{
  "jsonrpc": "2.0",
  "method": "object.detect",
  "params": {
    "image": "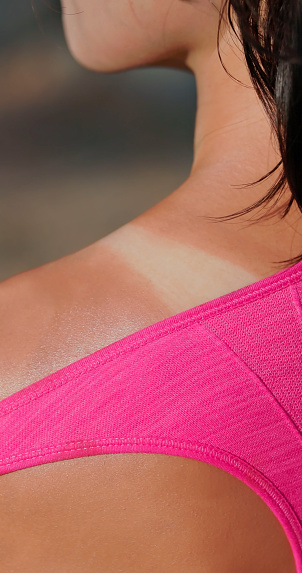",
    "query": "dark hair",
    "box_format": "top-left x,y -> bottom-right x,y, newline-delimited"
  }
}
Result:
203,0 -> 302,270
